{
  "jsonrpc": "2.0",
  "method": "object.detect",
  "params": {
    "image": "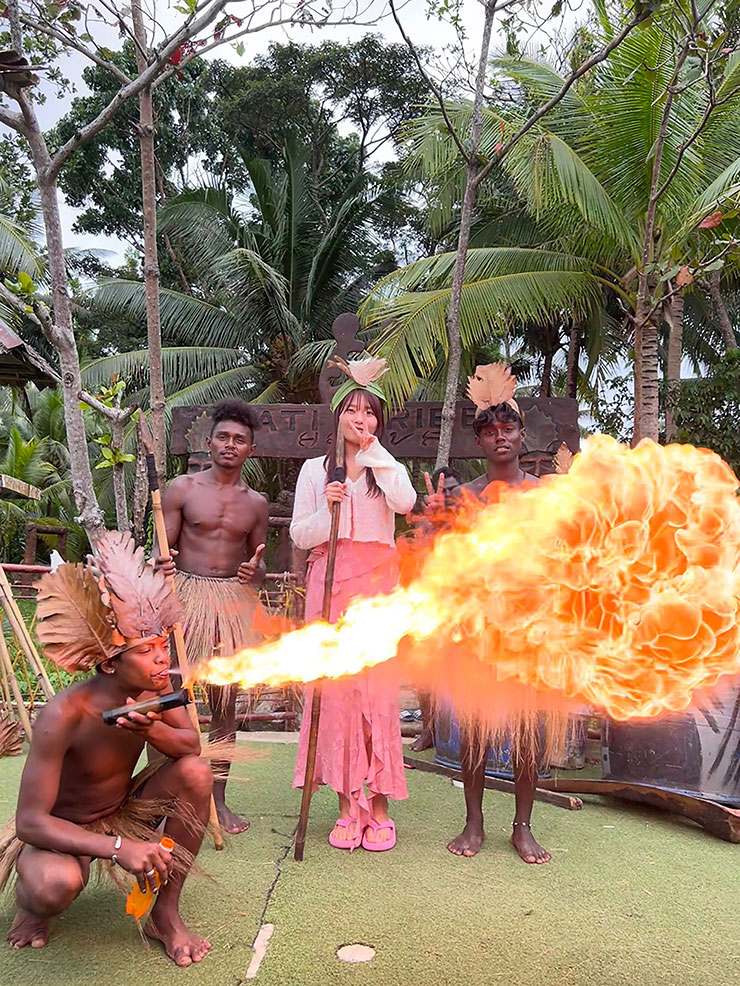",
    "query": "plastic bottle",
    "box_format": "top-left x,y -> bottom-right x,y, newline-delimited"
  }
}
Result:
125,836 -> 175,920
